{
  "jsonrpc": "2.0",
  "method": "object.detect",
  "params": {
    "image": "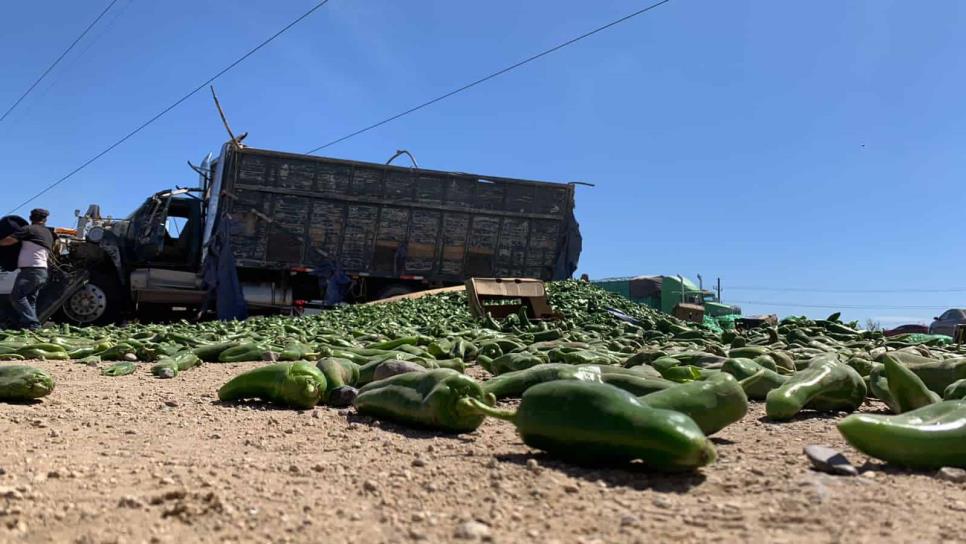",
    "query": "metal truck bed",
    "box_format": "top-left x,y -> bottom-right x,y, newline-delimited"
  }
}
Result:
215,146 -> 581,281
